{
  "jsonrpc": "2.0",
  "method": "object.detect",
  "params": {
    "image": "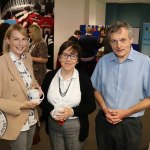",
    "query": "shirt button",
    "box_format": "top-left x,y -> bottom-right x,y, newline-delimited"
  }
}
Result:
13,93 -> 17,97
11,78 -> 14,81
